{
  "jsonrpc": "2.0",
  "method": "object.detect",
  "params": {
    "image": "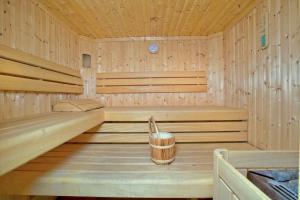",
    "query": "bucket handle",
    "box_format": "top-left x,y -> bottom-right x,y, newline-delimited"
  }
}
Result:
149,116 -> 160,137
